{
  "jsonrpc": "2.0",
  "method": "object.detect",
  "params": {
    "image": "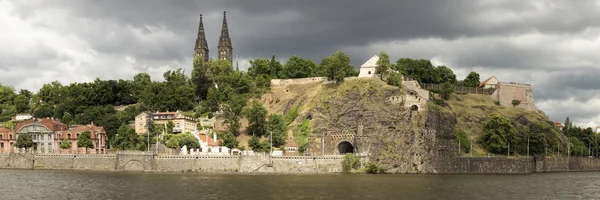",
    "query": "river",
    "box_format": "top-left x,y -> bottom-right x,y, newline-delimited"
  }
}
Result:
1,170 -> 599,199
